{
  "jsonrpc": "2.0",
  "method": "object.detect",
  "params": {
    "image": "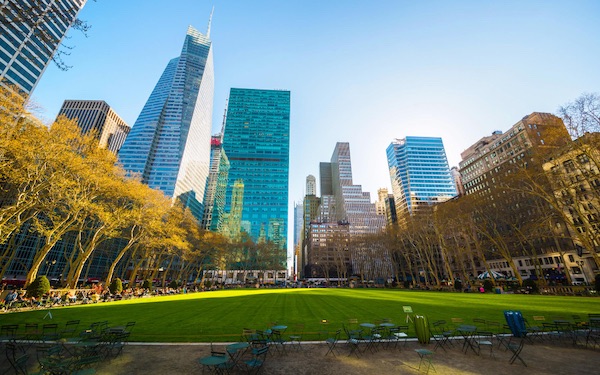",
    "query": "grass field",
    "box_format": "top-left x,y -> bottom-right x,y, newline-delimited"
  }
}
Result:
2,289 -> 599,342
